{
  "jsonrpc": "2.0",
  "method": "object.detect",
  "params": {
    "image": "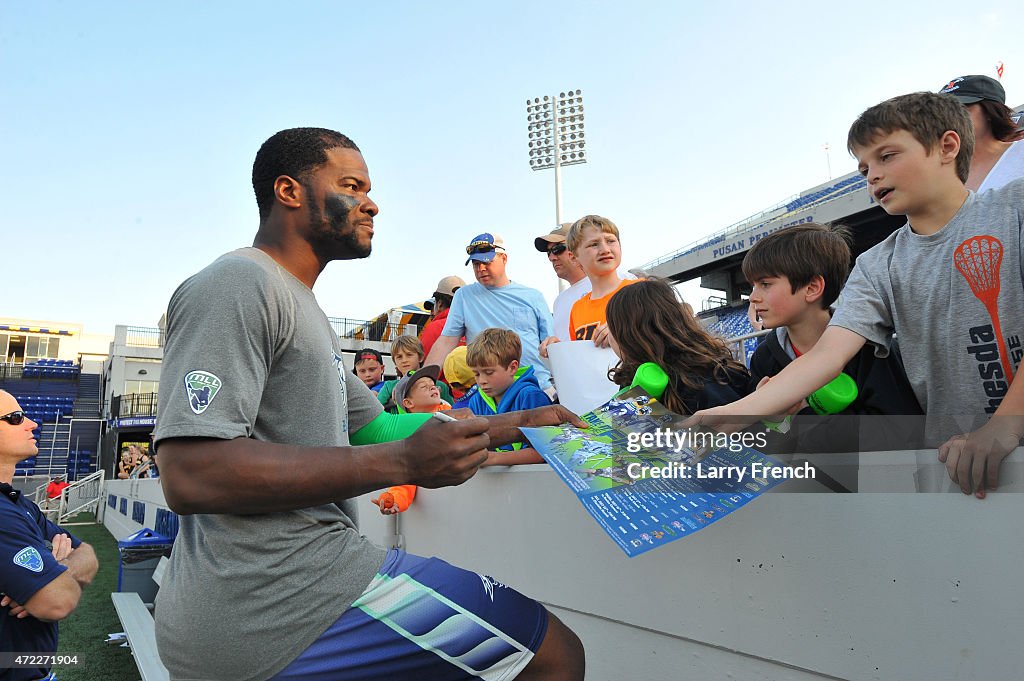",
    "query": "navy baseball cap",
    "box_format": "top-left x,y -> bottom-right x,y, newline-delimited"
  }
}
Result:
465,233 -> 506,265
939,75 -> 1006,105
